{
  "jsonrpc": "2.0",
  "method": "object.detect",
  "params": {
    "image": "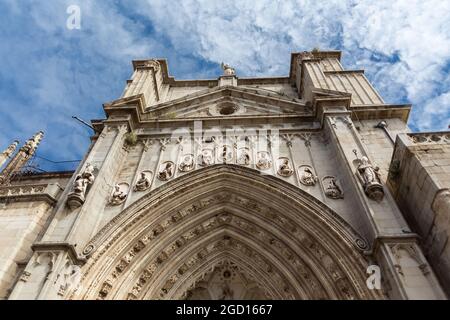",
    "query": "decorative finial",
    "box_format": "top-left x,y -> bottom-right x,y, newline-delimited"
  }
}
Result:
221,62 -> 235,76
2,140 -> 19,157
20,131 -> 44,156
